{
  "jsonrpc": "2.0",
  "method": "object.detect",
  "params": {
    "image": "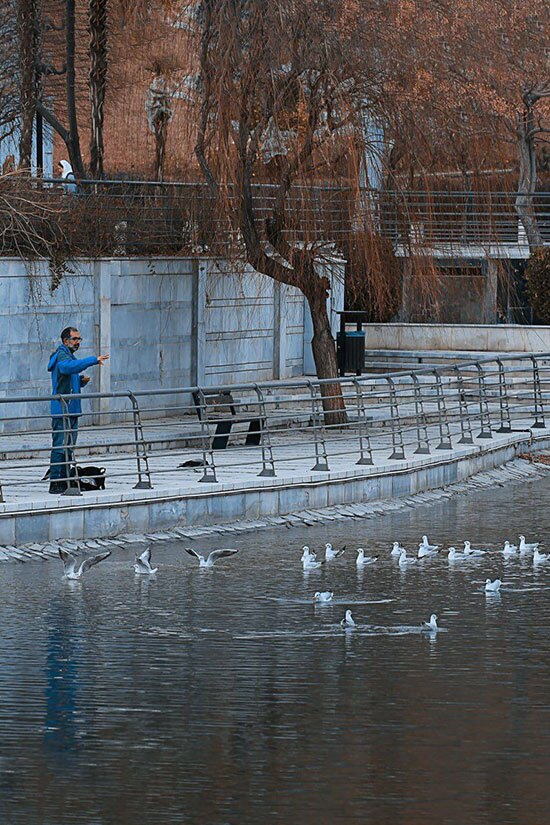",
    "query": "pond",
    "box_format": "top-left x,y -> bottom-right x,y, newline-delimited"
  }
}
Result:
0,476 -> 549,825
